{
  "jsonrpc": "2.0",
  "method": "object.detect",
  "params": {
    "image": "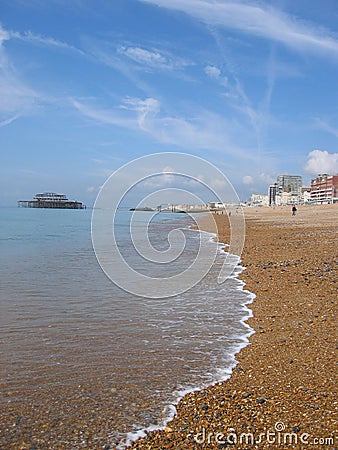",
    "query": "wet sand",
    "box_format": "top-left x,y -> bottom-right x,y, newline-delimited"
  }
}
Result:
131,204 -> 337,449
